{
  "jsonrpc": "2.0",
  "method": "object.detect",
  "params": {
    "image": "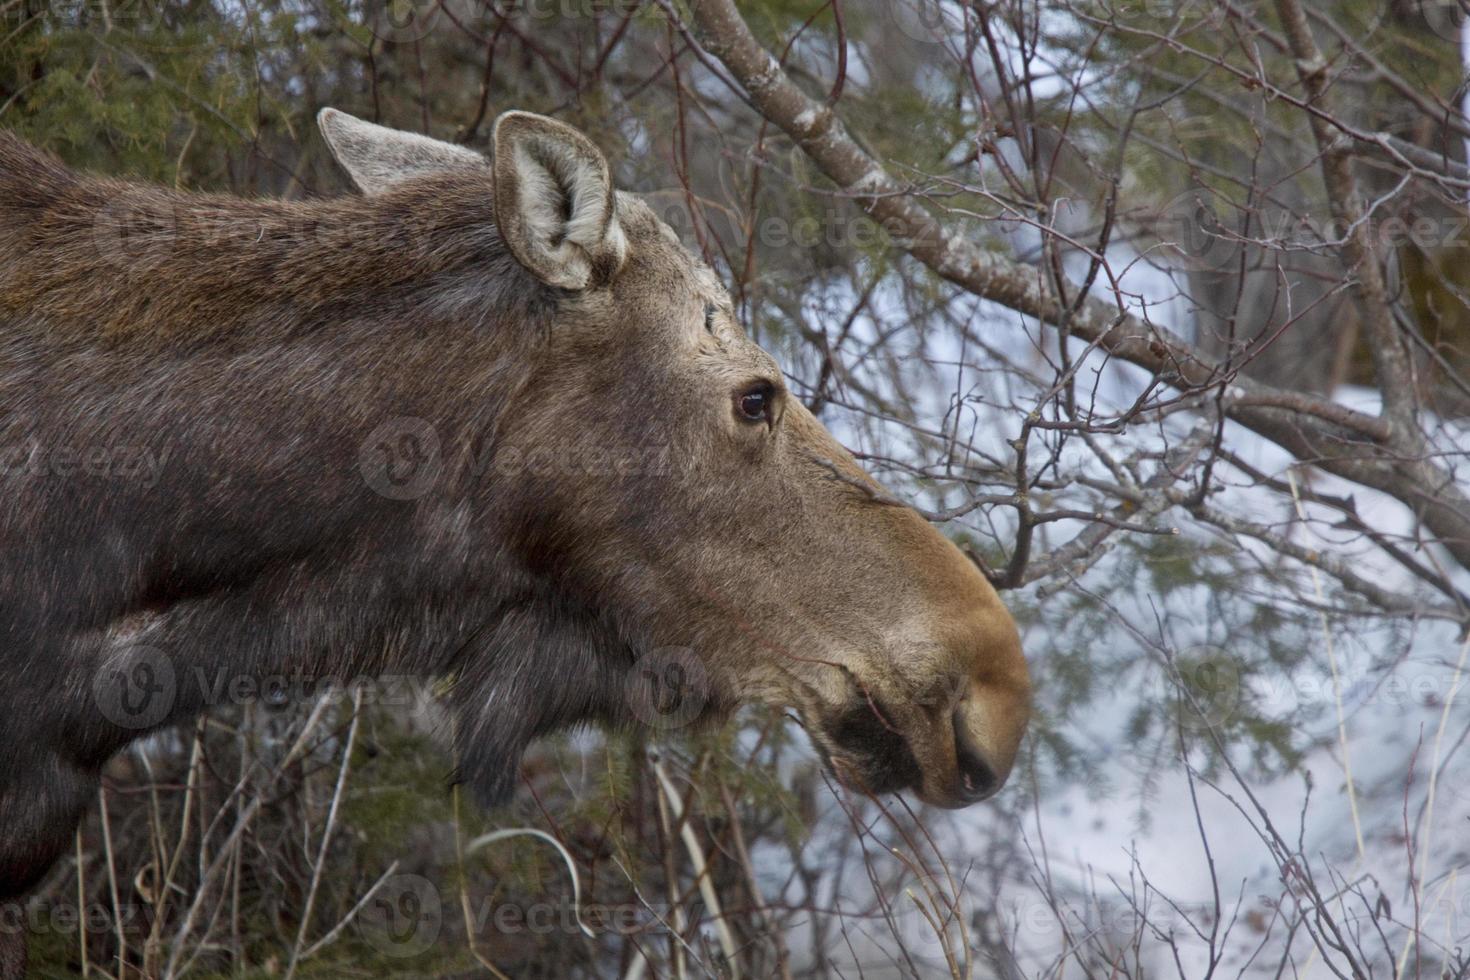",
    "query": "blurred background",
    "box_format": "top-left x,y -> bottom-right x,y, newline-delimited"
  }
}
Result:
3,0 -> 1469,976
